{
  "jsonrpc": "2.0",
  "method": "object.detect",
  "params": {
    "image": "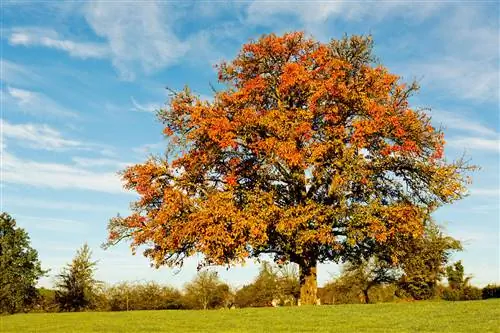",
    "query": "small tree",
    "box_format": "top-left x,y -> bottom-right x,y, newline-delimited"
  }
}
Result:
0,213 -> 46,313
183,270 -> 231,309
55,243 -> 100,311
340,257 -> 399,304
396,221 -> 461,300
446,261 -> 468,290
